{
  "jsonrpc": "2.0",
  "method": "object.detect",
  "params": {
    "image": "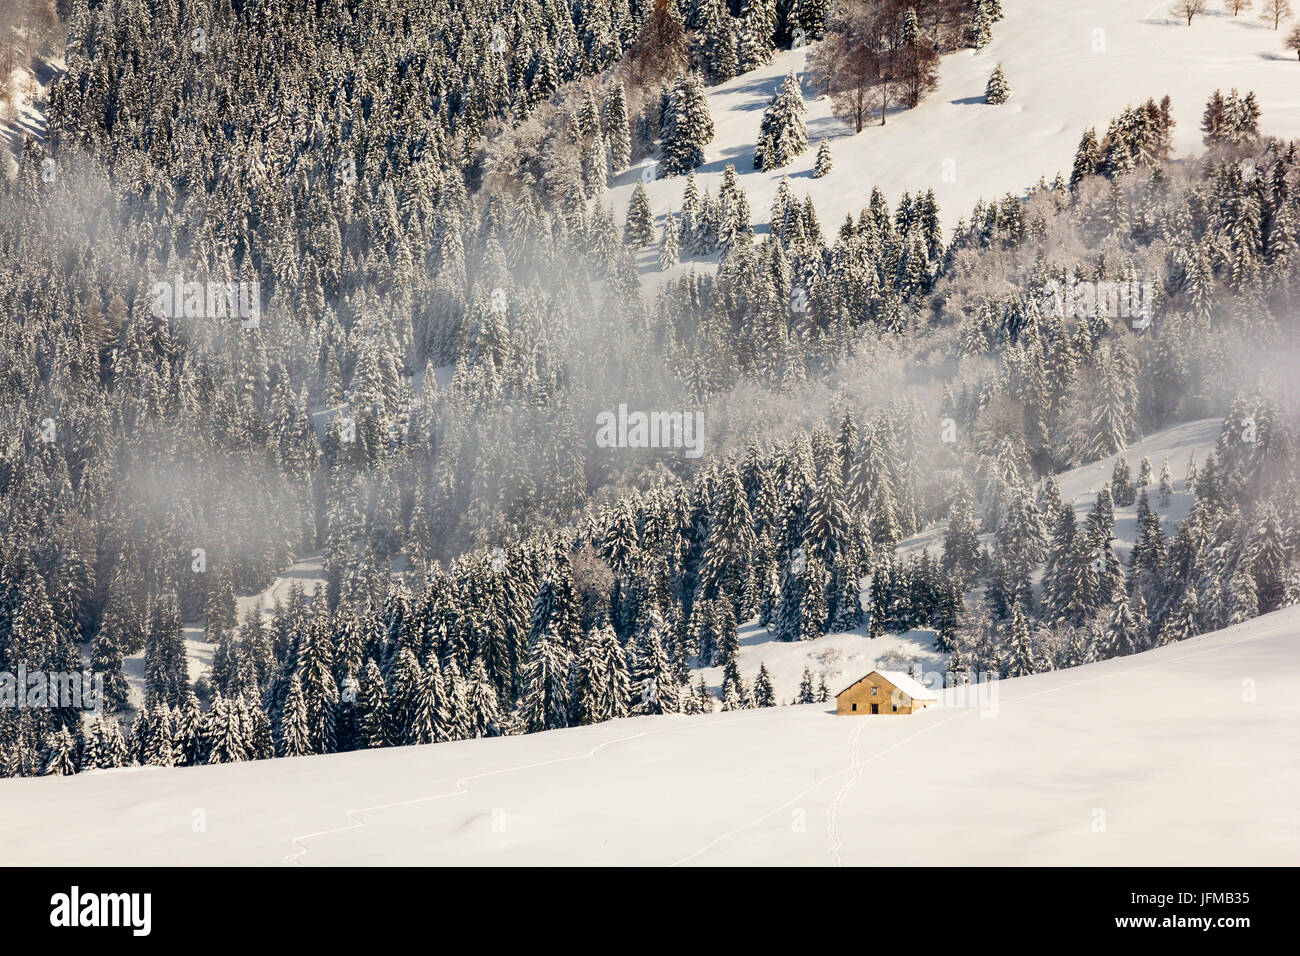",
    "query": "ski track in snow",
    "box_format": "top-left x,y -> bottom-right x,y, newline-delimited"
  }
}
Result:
284,714 -> 750,865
